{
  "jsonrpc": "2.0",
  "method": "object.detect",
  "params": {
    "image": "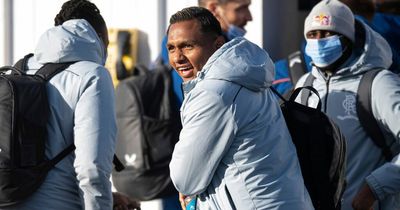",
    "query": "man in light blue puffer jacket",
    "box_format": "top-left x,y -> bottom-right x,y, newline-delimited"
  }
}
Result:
167,7 -> 313,210
12,20 -> 115,210
296,1 -> 400,209
5,1 -> 127,209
